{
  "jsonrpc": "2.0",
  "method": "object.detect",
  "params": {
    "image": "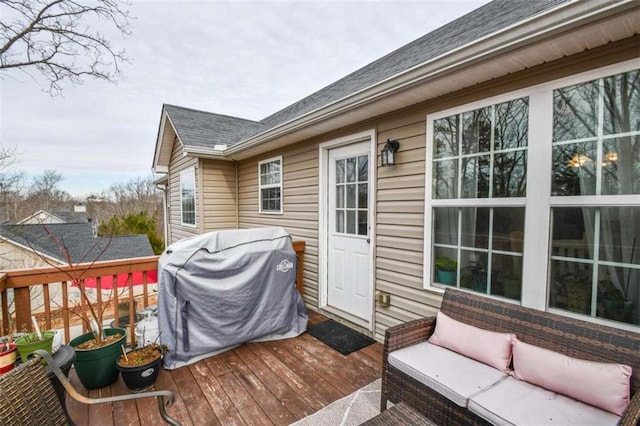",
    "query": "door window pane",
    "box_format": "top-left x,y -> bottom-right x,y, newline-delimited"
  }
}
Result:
335,153 -> 368,236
